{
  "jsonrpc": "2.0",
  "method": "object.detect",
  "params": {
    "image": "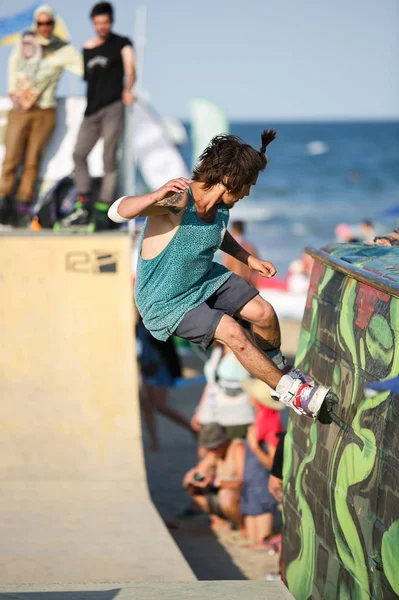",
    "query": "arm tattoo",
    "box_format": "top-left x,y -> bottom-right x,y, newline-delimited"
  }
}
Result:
220,230 -> 251,264
155,192 -> 185,214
